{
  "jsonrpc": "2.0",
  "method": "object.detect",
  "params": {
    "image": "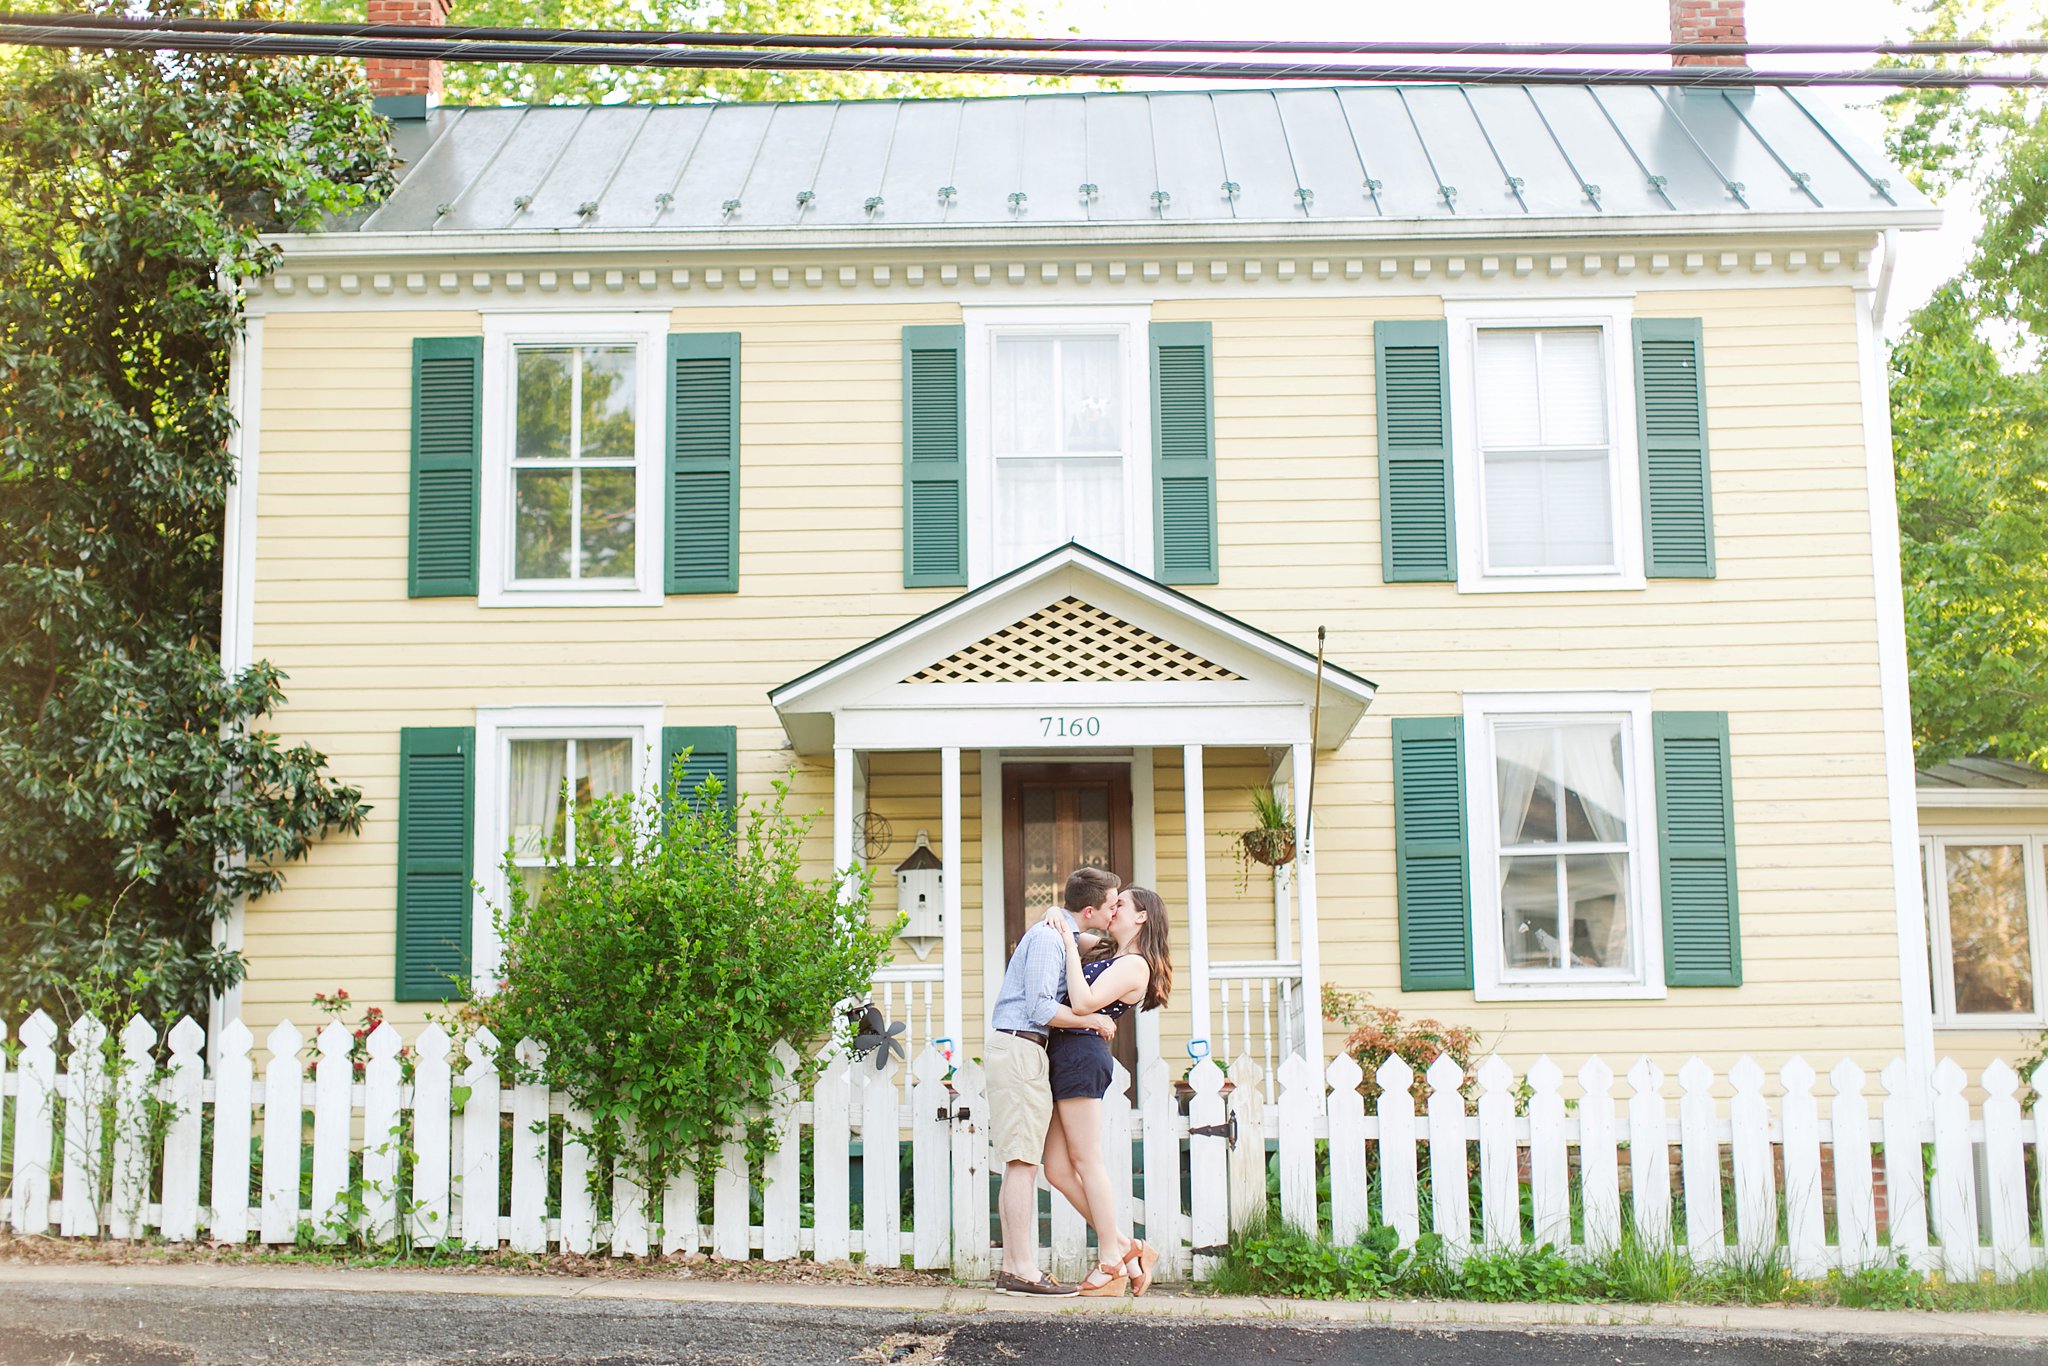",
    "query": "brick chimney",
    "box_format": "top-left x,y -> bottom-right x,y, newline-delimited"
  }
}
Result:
366,0 -> 453,115
1669,0 -> 1747,67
